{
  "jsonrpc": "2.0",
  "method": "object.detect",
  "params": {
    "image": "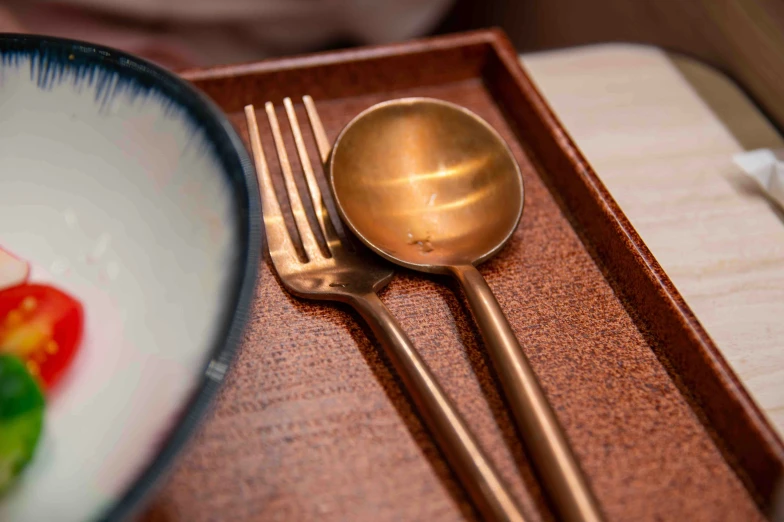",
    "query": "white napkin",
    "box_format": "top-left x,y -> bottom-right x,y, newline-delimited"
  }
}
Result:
733,148 -> 784,209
